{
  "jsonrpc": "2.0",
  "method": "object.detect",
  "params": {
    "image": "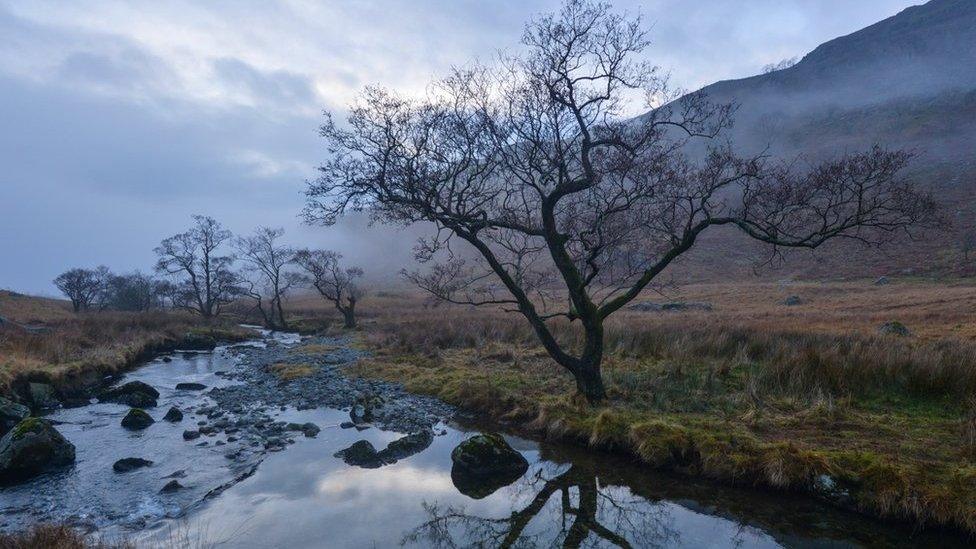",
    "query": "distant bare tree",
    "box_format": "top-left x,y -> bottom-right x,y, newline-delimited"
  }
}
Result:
306,0 -> 938,403
53,266 -> 110,312
235,227 -> 300,330
293,249 -> 364,329
762,56 -> 798,74
961,229 -> 976,263
154,215 -> 240,319
103,271 -> 166,311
